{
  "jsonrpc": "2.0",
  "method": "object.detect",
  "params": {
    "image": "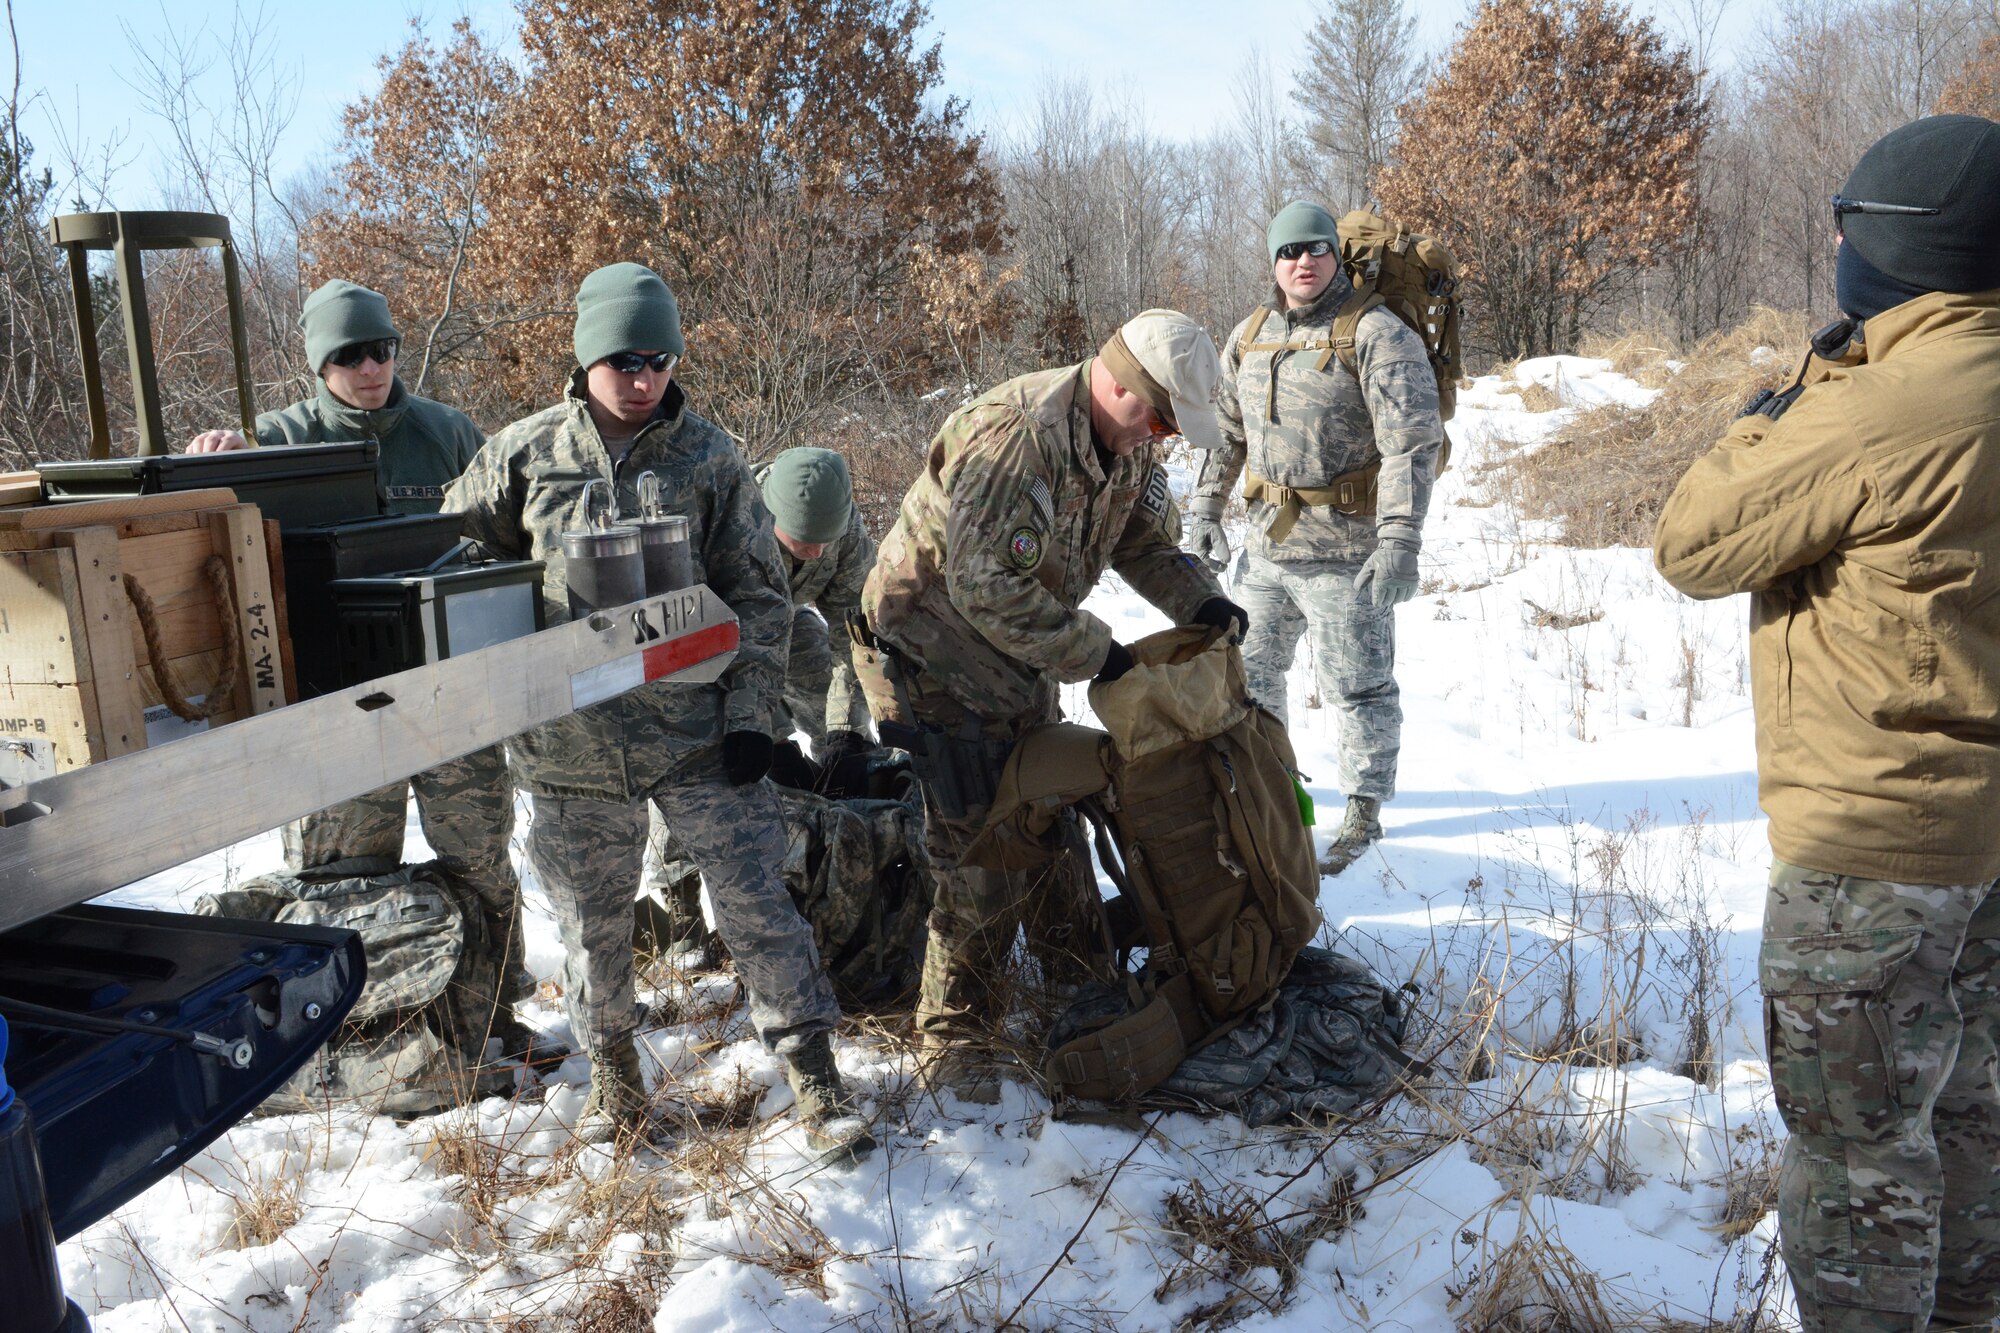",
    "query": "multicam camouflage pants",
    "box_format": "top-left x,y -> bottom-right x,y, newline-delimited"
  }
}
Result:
853,639 -> 1102,1045
525,748 -> 840,1060
781,605 -> 836,746
1234,552 -> 1401,800
283,744 -> 530,1006
1762,860 -> 2000,1332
